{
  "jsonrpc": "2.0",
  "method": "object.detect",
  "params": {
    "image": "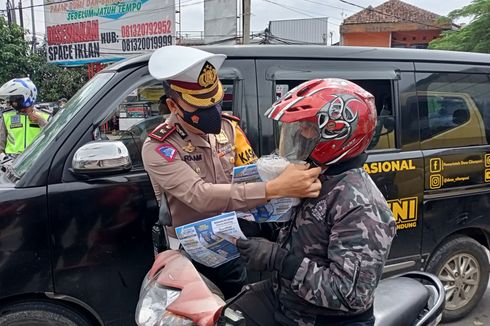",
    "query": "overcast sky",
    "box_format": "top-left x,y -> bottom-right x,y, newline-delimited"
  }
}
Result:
183,0 -> 473,43
0,0 -> 474,43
